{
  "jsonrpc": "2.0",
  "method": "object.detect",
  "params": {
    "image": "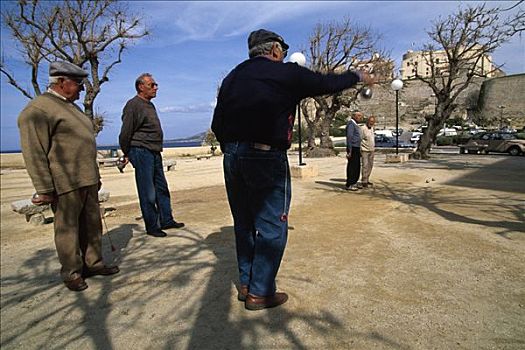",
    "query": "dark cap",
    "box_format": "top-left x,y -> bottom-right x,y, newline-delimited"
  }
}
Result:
49,61 -> 88,78
248,29 -> 289,50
